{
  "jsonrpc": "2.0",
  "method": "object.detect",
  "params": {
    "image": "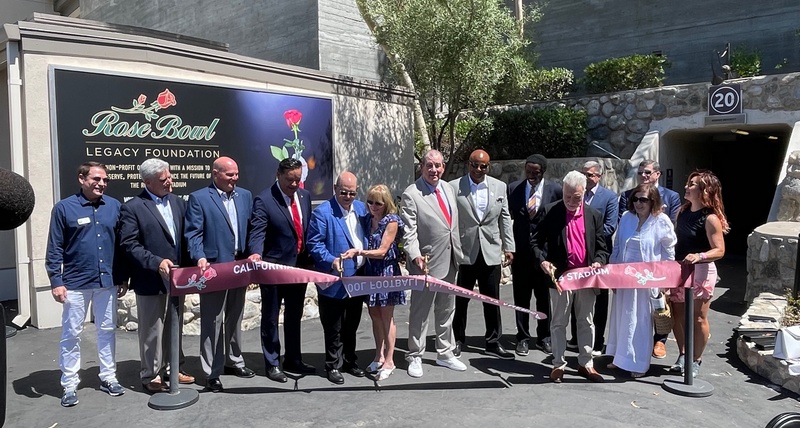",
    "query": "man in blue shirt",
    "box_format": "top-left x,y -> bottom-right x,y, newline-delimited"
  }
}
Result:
46,161 -> 128,407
